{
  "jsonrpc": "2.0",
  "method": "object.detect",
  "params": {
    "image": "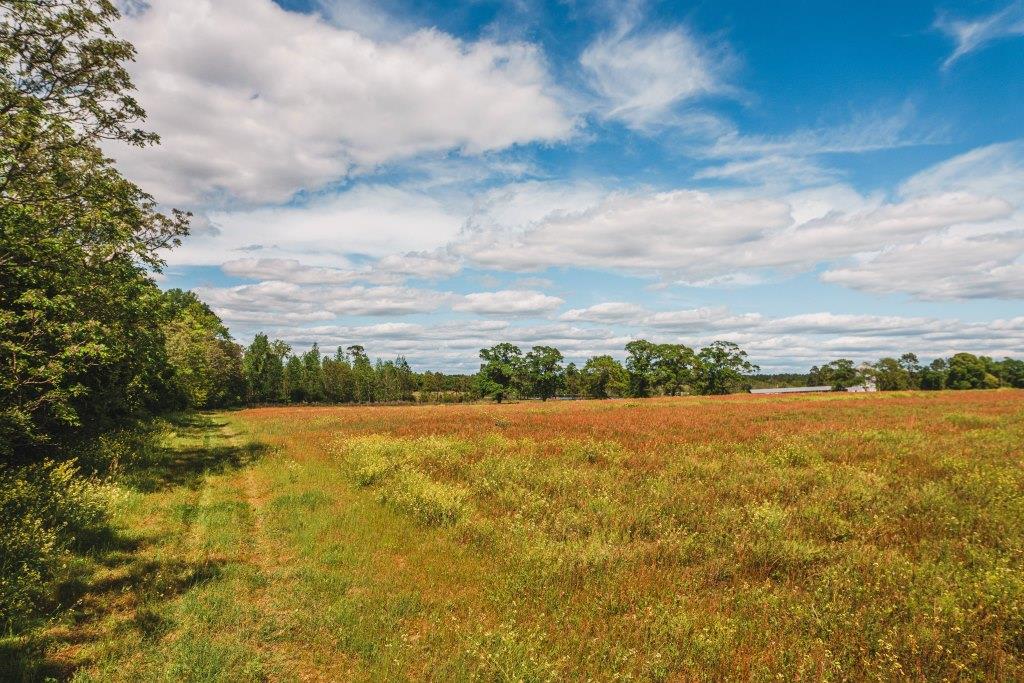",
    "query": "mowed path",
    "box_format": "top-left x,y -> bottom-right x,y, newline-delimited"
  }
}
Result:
35,413 -> 494,682
27,391 -> 1024,681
